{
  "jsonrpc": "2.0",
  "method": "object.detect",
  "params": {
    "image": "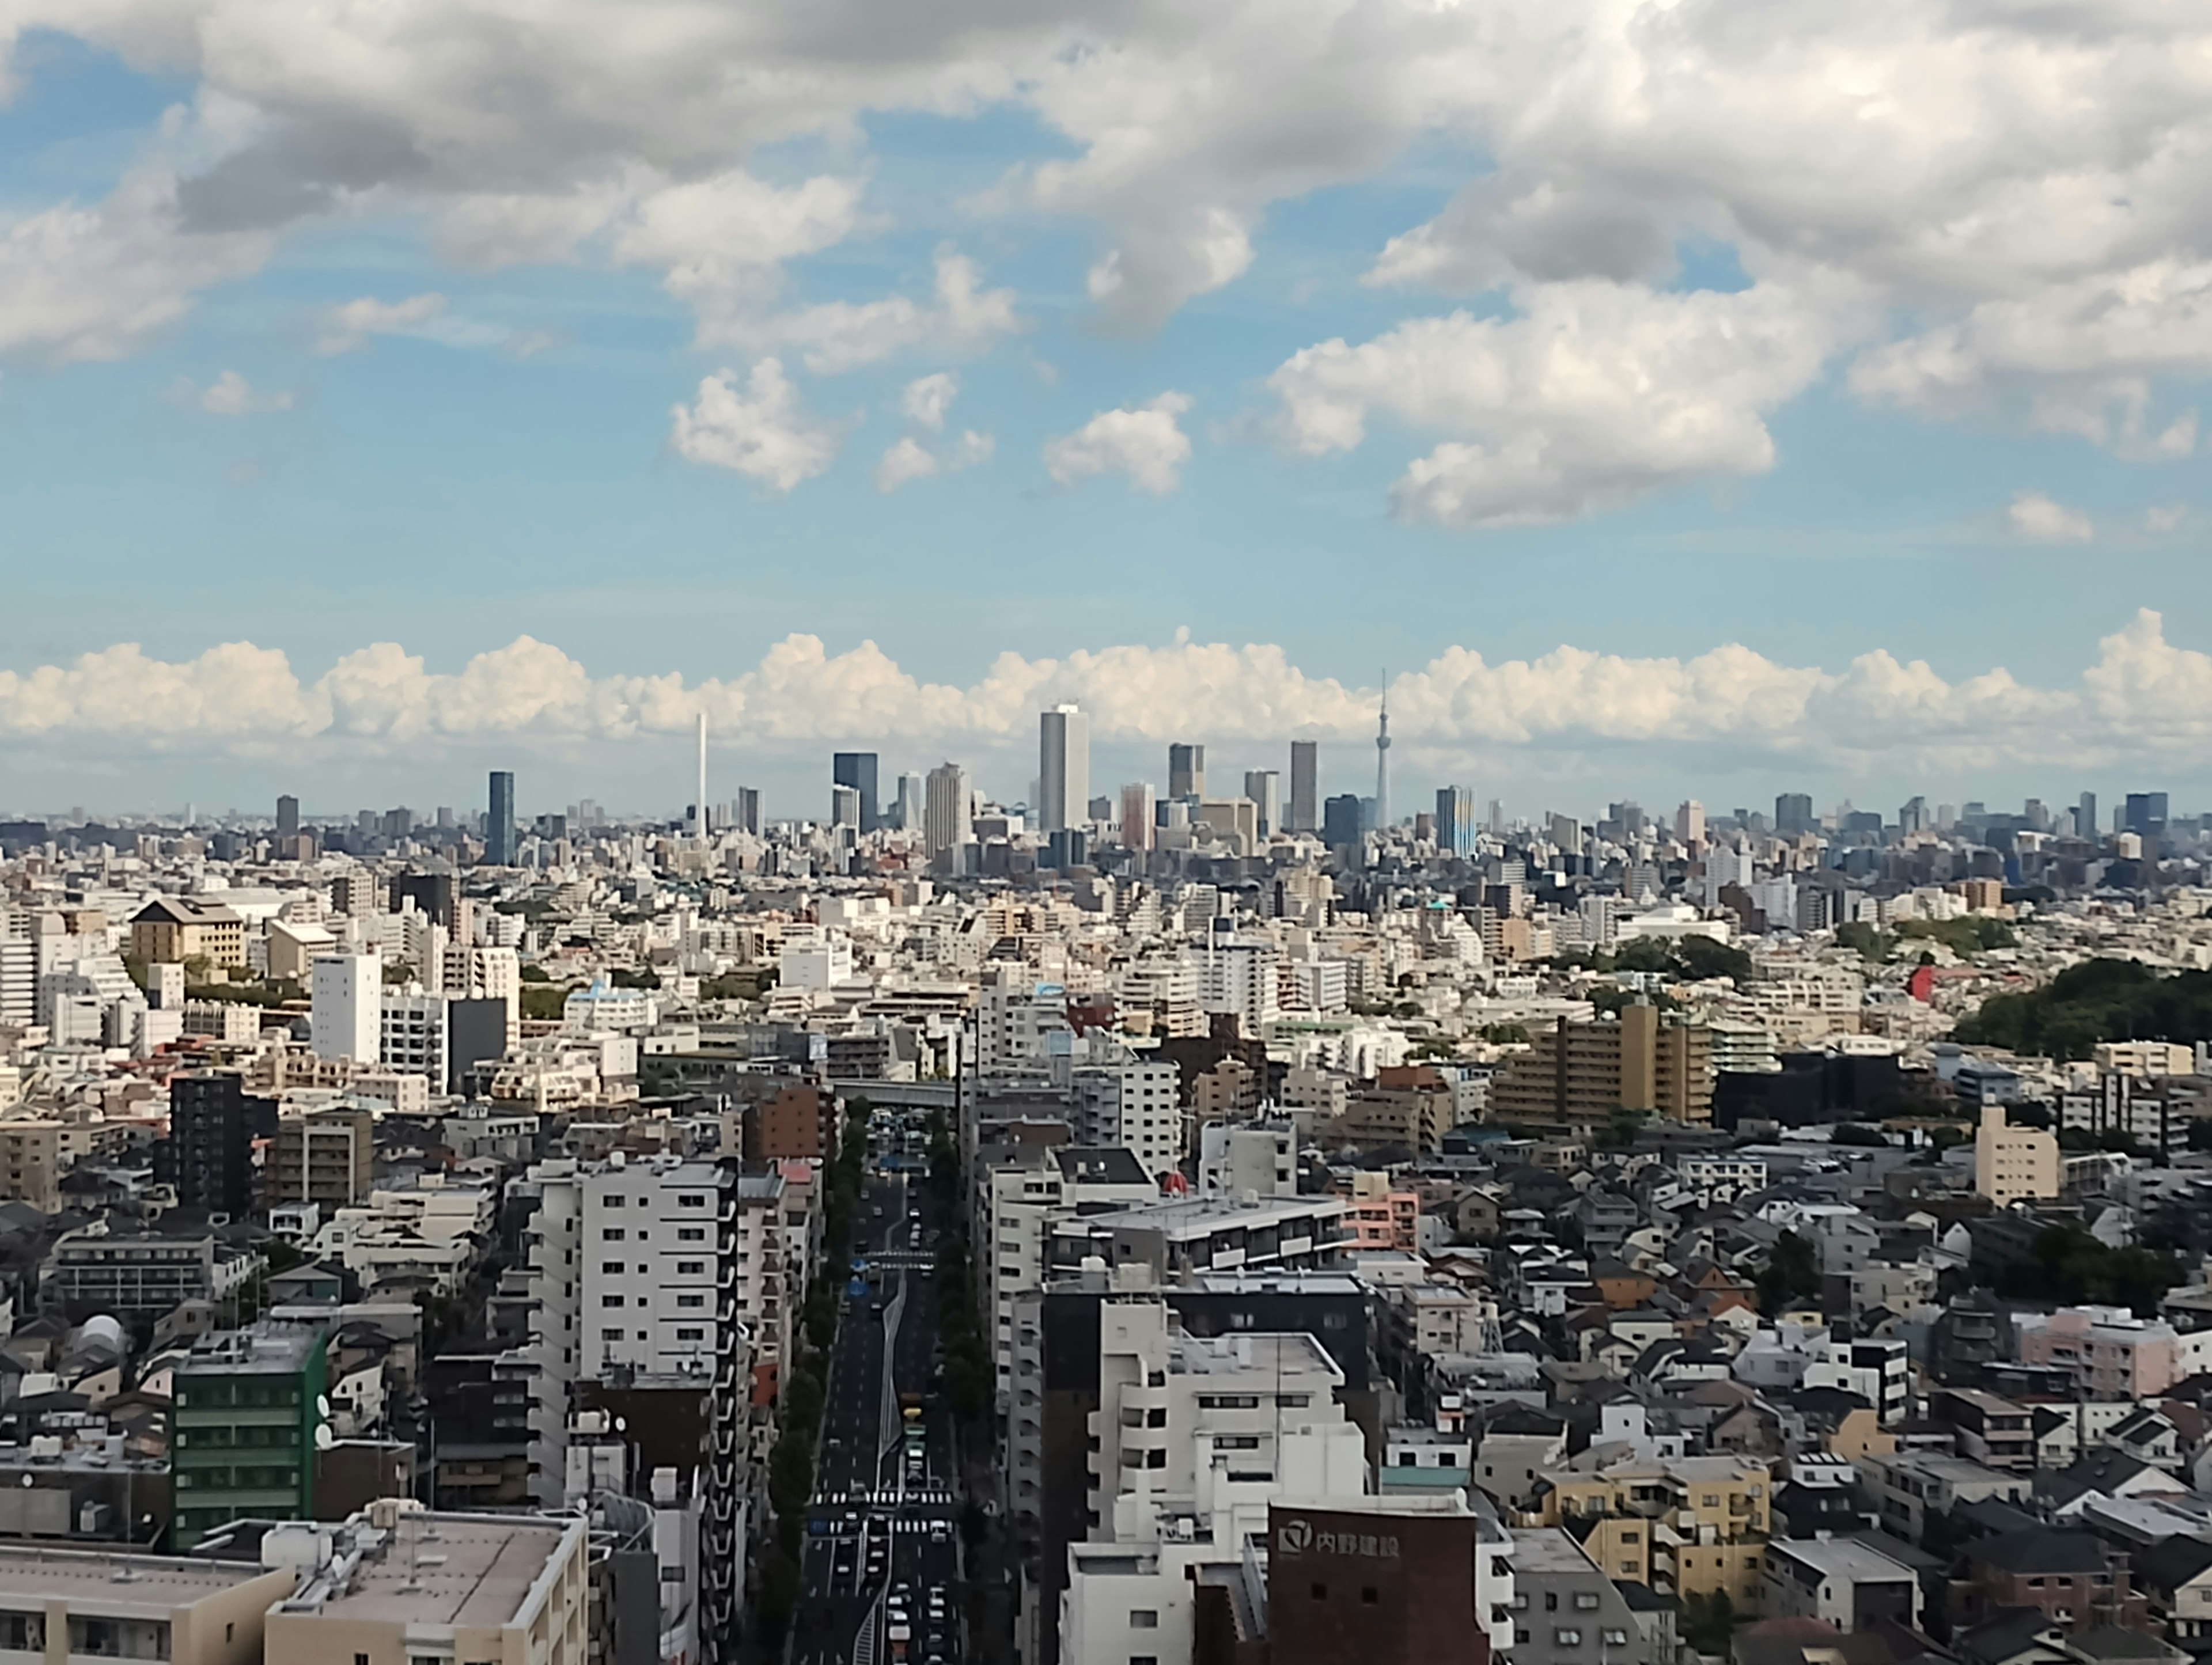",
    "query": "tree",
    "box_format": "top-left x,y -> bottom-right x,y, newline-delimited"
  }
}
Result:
611,966 -> 661,989
1673,935 -> 1755,984
1828,1124 -> 1888,1147
1682,1590 -> 1737,1654
1755,1231 -> 1819,1315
